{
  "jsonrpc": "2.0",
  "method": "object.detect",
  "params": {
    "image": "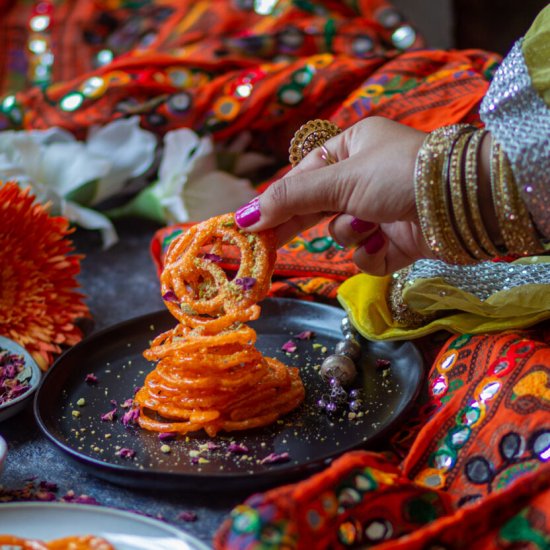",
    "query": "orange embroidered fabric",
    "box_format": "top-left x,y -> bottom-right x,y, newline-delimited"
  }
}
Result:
215,326 -> 550,549
1,0 -> 500,165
